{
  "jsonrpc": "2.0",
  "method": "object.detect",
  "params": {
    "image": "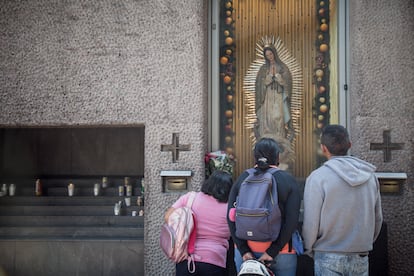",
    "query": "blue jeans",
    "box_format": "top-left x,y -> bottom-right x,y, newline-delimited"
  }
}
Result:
234,249 -> 297,276
314,252 -> 369,276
